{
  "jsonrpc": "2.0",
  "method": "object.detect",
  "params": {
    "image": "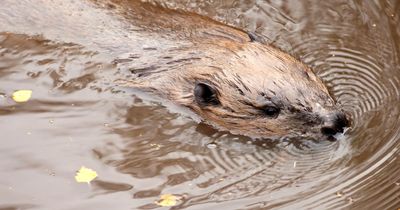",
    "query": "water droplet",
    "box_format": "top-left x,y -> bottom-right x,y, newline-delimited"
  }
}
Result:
150,143 -> 161,150
347,197 -> 354,203
46,169 -> 56,176
206,142 -> 217,149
